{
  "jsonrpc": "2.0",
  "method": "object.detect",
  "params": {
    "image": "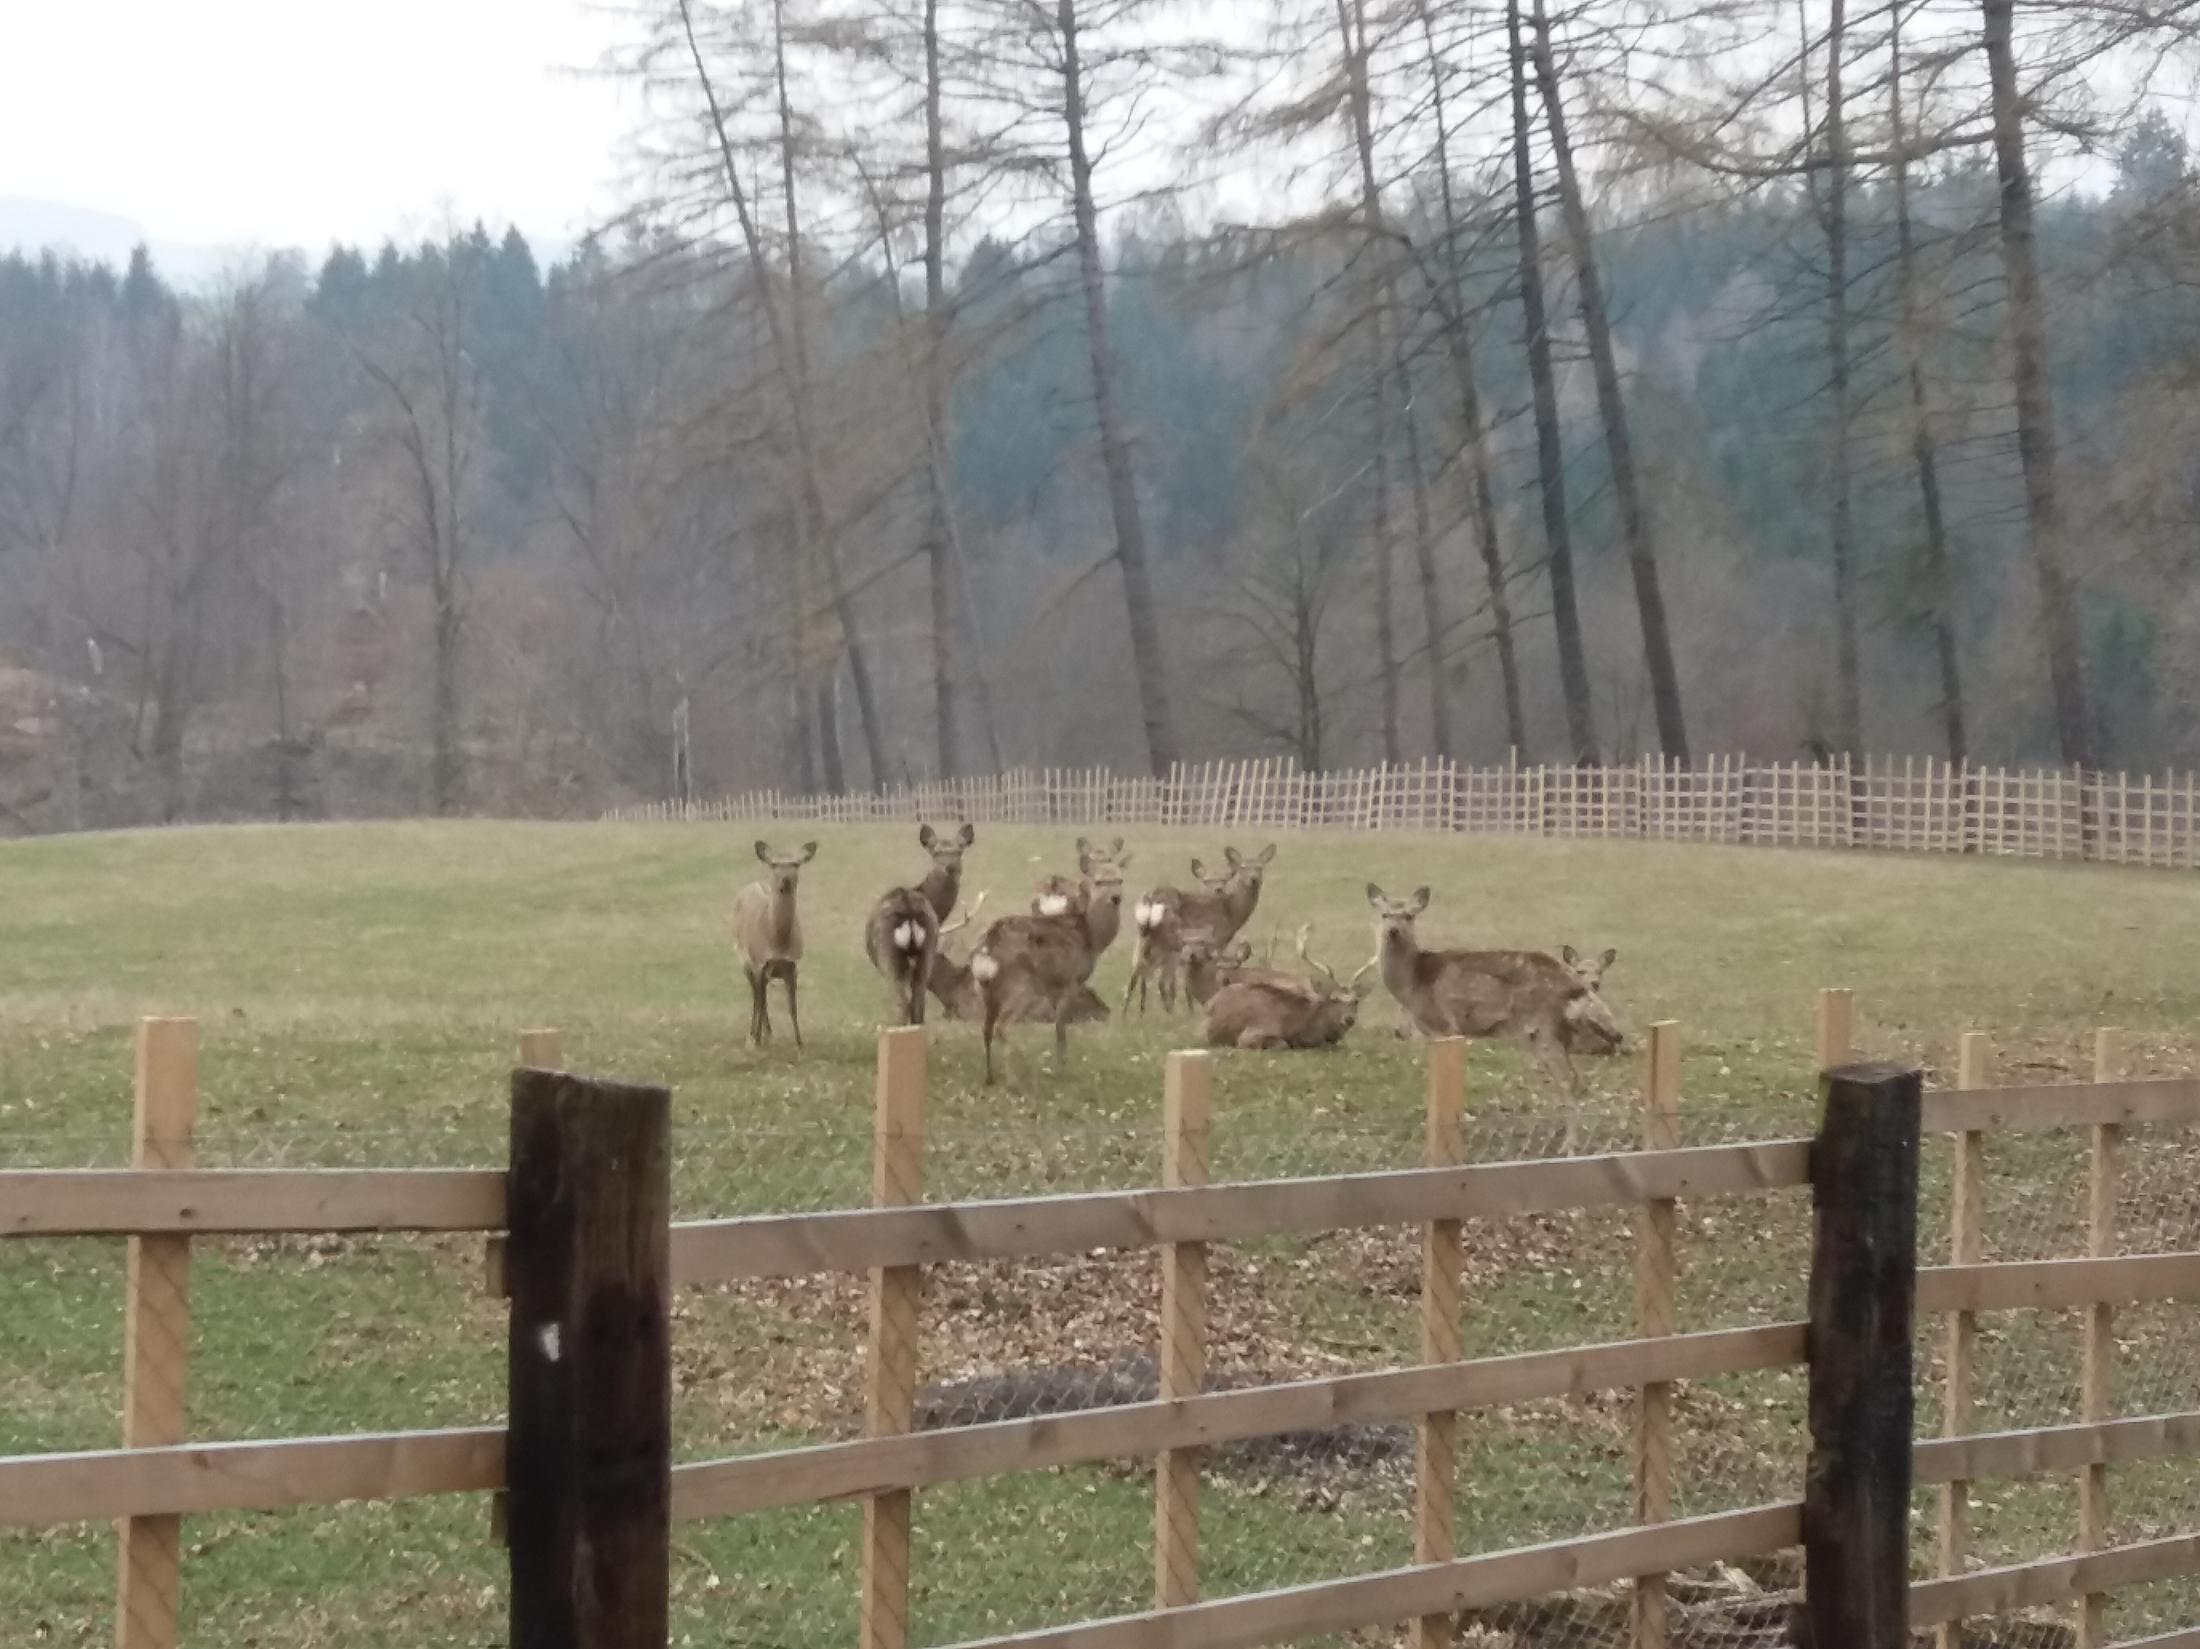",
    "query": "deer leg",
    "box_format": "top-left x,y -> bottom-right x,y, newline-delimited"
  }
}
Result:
748,967 -> 769,1046
907,953 -> 930,1027
1053,996 -> 1072,1066
1122,948 -> 1145,1016
1160,955 -> 1179,1012
782,964 -> 803,1050
981,990 -> 1003,1086
1238,1029 -> 1285,1050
